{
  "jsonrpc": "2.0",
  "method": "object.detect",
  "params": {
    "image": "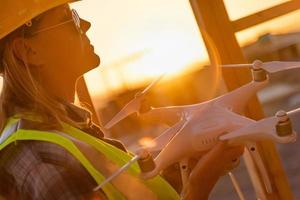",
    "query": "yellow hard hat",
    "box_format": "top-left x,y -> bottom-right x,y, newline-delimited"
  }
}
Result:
0,0 -> 79,40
